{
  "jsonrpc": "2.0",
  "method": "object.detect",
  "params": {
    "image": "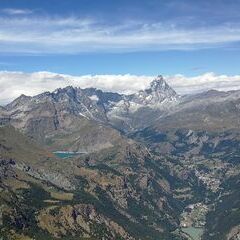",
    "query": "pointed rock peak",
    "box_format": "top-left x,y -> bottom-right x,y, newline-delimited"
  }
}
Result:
150,75 -> 171,92
54,85 -> 75,93
131,75 -> 178,105
16,94 -> 31,103
6,94 -> 31,110
65,85 -> 76,91
51,86 -> 81,99
19,93 -> 26,97
17,94 -> 30,100
148,75 -> 177,97
62,86 -> 77,97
